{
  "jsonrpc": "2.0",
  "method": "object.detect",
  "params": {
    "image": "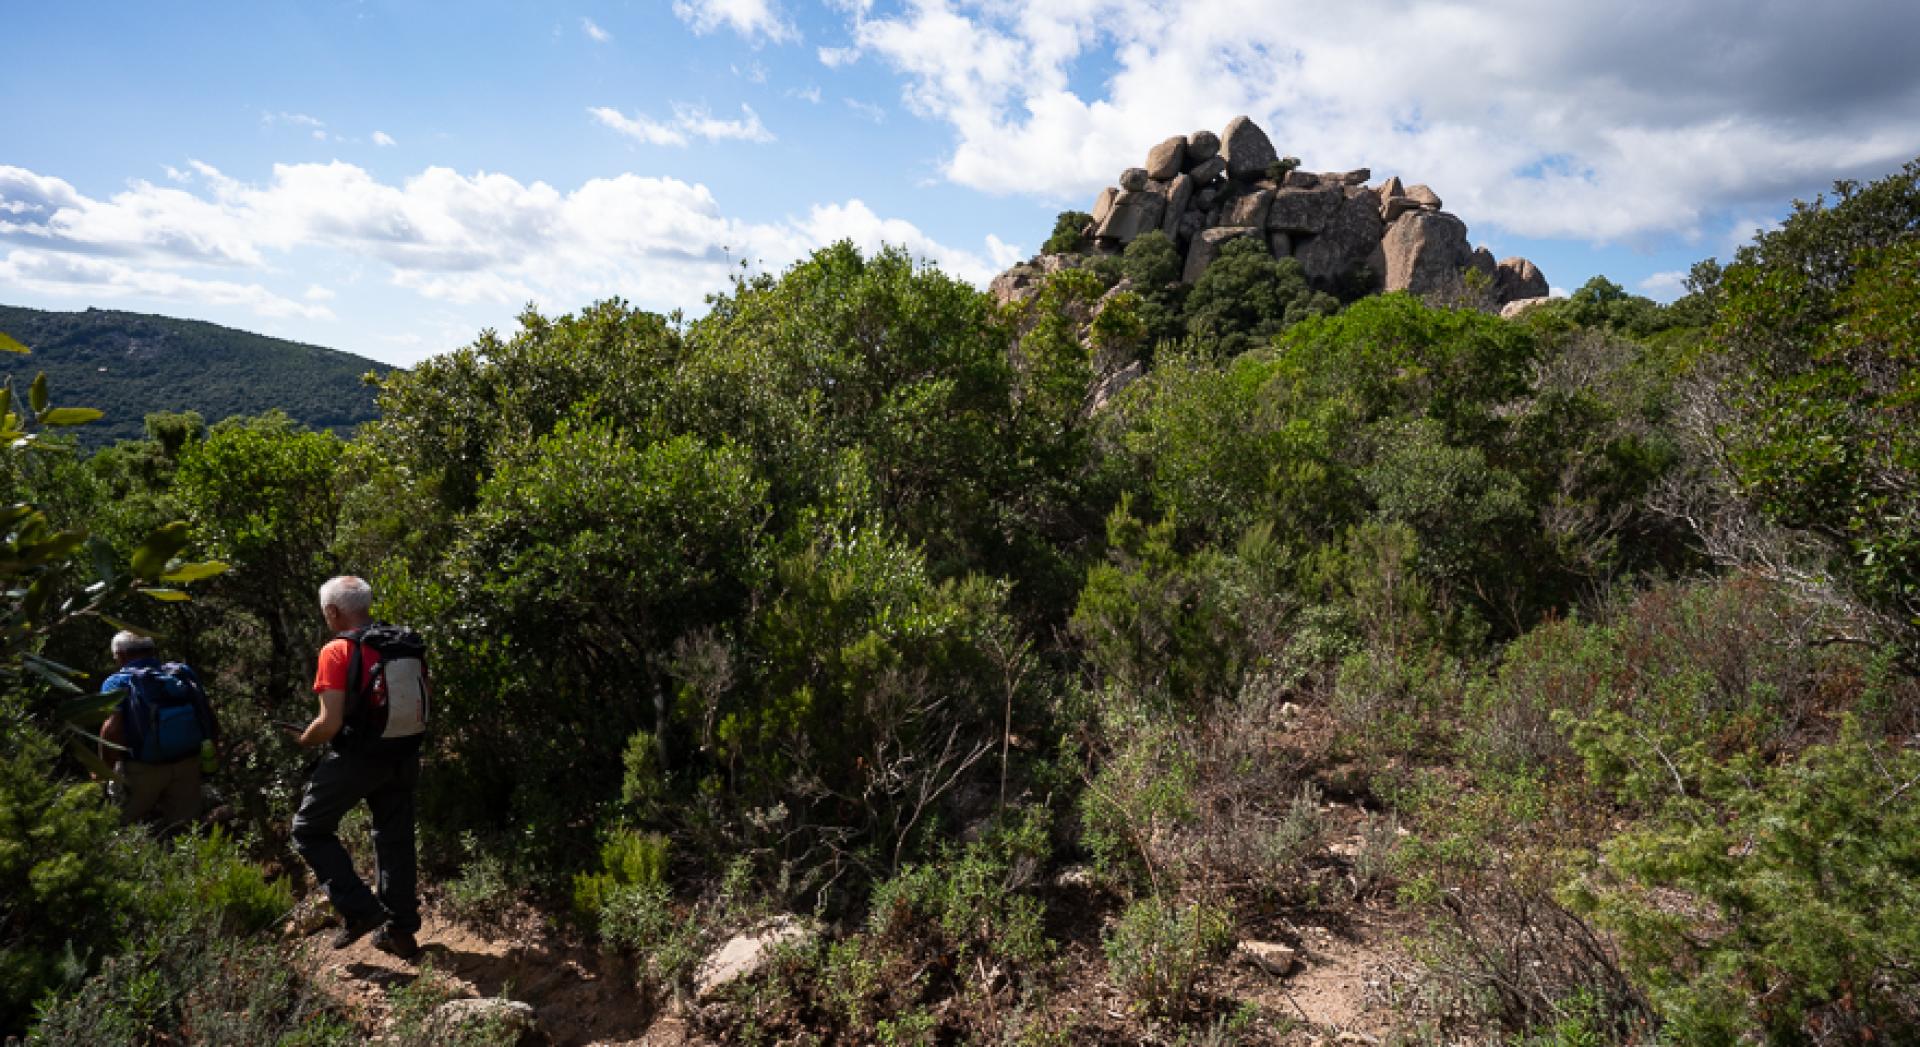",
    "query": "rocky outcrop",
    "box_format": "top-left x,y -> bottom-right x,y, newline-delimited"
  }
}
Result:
1380,209 -> 1473,296
992,116 -> 1548,310
1183,226 -> 1261,284
1495,257 -> 1549,302
695,916 -> 817,1001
